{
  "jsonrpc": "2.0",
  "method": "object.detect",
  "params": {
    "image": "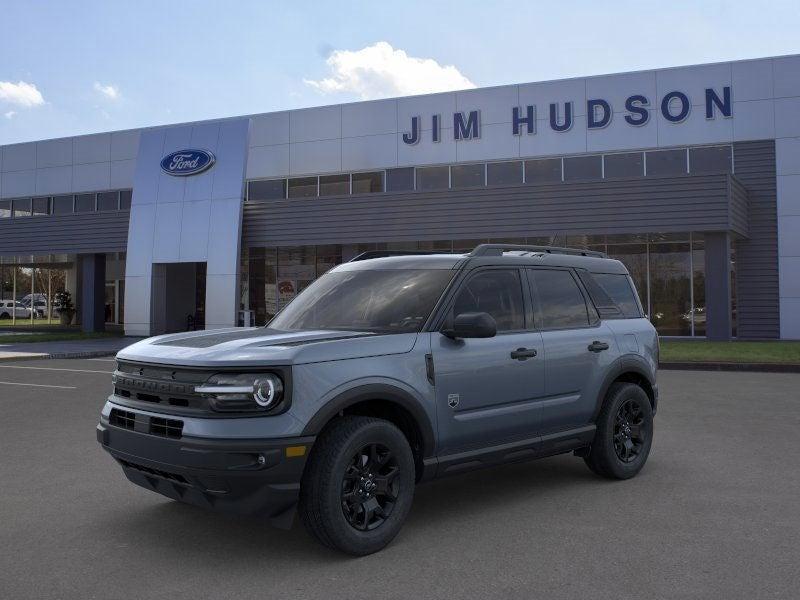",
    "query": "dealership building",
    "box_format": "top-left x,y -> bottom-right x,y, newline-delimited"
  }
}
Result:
1,54 -> 799,340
